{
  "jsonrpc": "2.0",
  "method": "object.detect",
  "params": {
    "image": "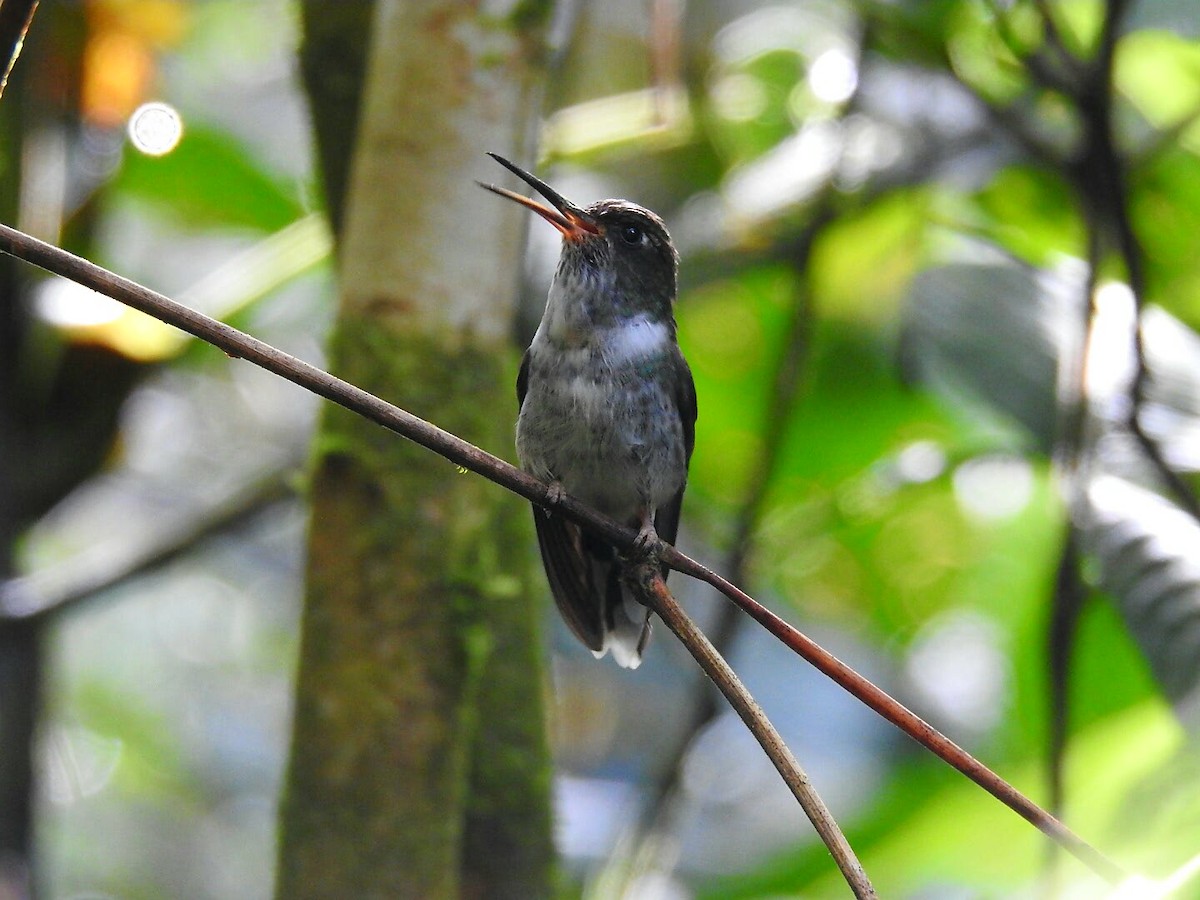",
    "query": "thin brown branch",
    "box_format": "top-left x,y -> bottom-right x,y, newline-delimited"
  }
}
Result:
0,0 -> 37,99
1046,529 -> 1087,810
935,55 -> 1065,170
631,563 -> 876,898
1044,525 -> 1087,886
660,548 -> 1128,886
648,0 -> 683,127
0,221 -> 1127,885
634,201 -> 833,852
